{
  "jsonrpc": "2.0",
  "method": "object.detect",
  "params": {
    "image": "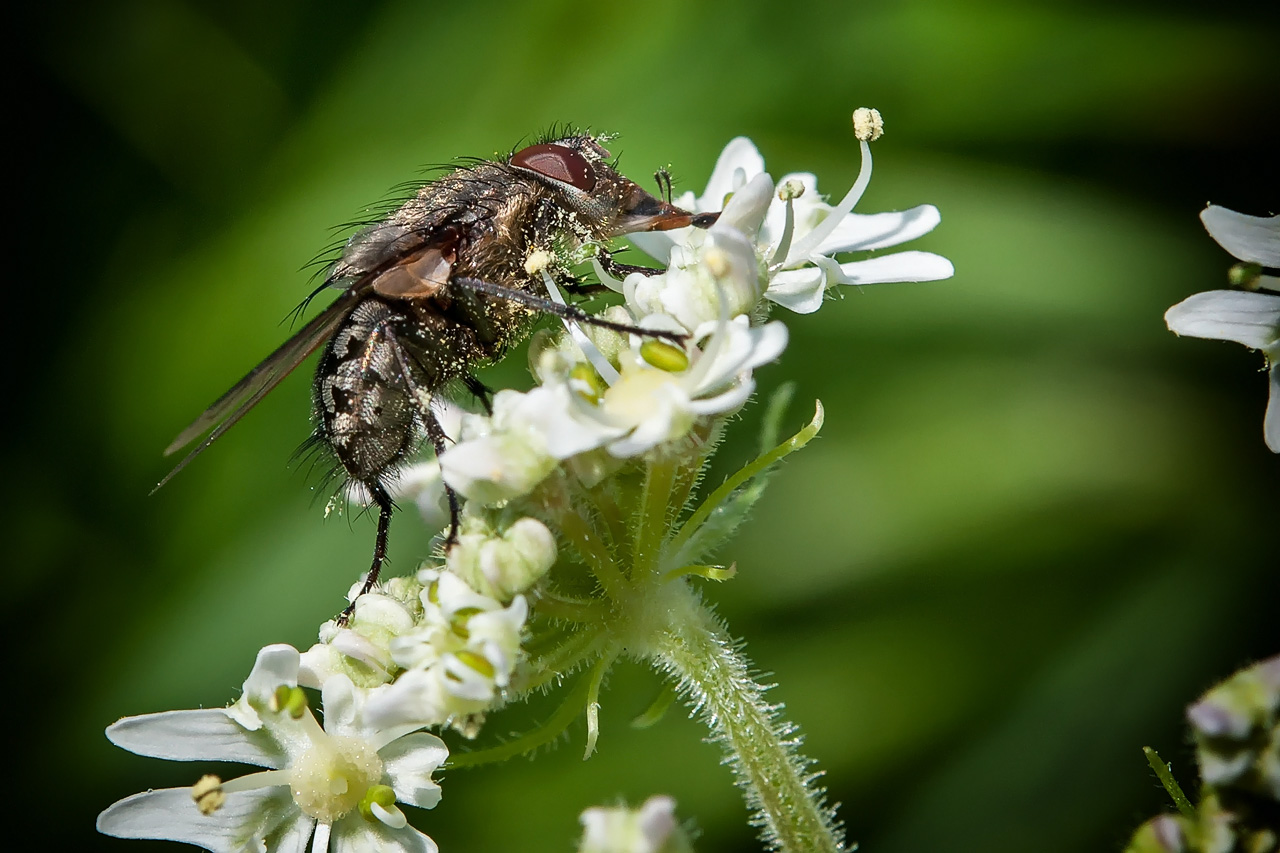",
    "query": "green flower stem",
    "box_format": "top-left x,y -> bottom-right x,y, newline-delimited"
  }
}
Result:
1143,746 -> 1195,818
669,401 -> 824,558
645,583 -> 845,853
633,457 -> 678,578
517,628 -> 606,693
557,510 -> 628,602
444,671 -> 594,769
